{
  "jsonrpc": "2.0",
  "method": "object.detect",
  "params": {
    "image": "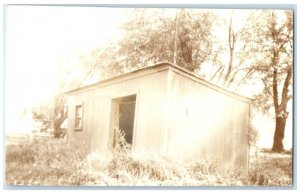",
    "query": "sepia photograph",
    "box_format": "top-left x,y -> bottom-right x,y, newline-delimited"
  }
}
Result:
4,4 -> 294,188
